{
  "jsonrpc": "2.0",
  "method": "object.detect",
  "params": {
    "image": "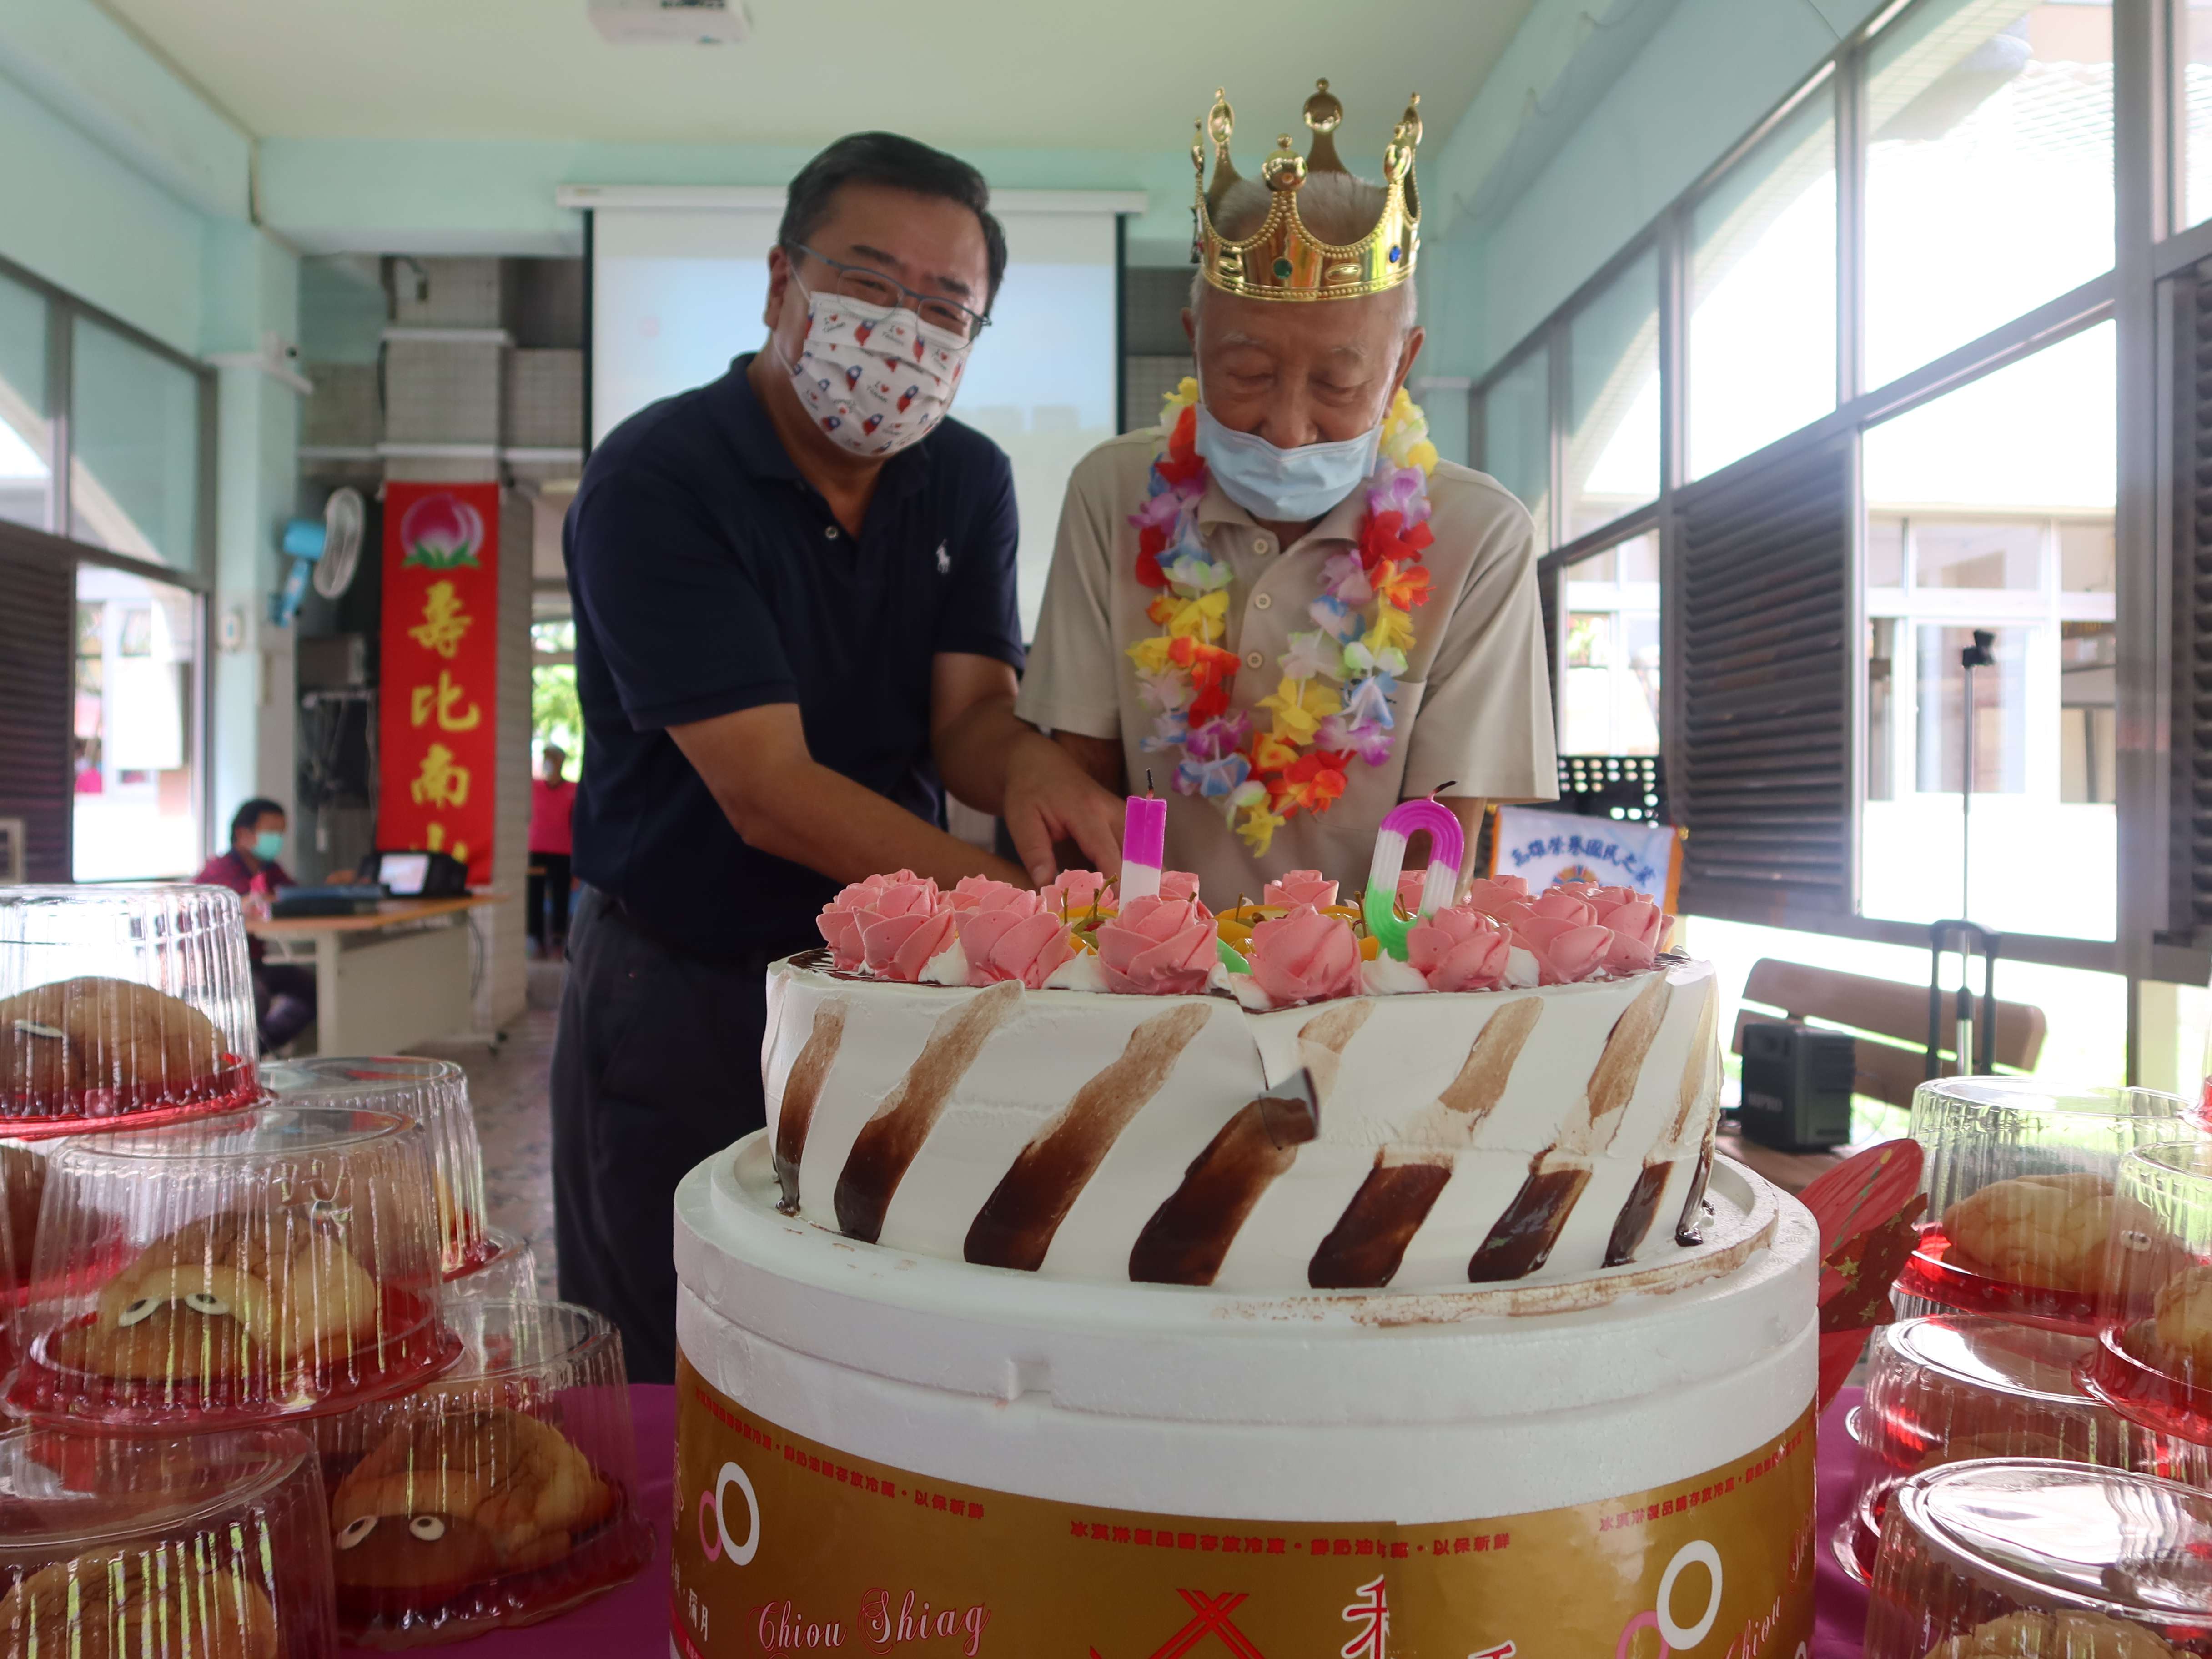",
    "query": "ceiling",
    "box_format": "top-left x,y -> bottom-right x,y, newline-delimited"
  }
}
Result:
99,0 -> 1533,162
